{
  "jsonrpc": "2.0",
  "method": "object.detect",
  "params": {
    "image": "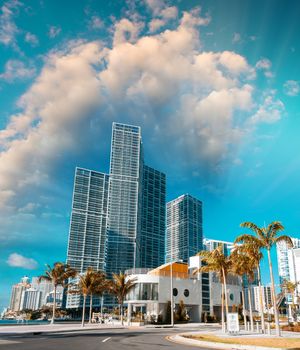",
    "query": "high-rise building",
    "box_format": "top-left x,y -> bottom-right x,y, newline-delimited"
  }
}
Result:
66,168 -> 109,273
9,277 -> 30,312
65,122 -> 166,307
105,123 -> 143,276
276,237 -> 300,286
252,285 -> 272,312
203,238 -> 234,256
140,165 -> 166,268
20,288 -> 41,311
166,194 -> 203,263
